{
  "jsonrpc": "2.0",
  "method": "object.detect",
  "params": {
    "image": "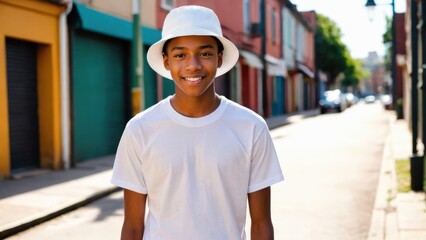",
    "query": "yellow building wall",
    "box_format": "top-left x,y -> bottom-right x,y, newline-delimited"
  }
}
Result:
0,0 -> 64,177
